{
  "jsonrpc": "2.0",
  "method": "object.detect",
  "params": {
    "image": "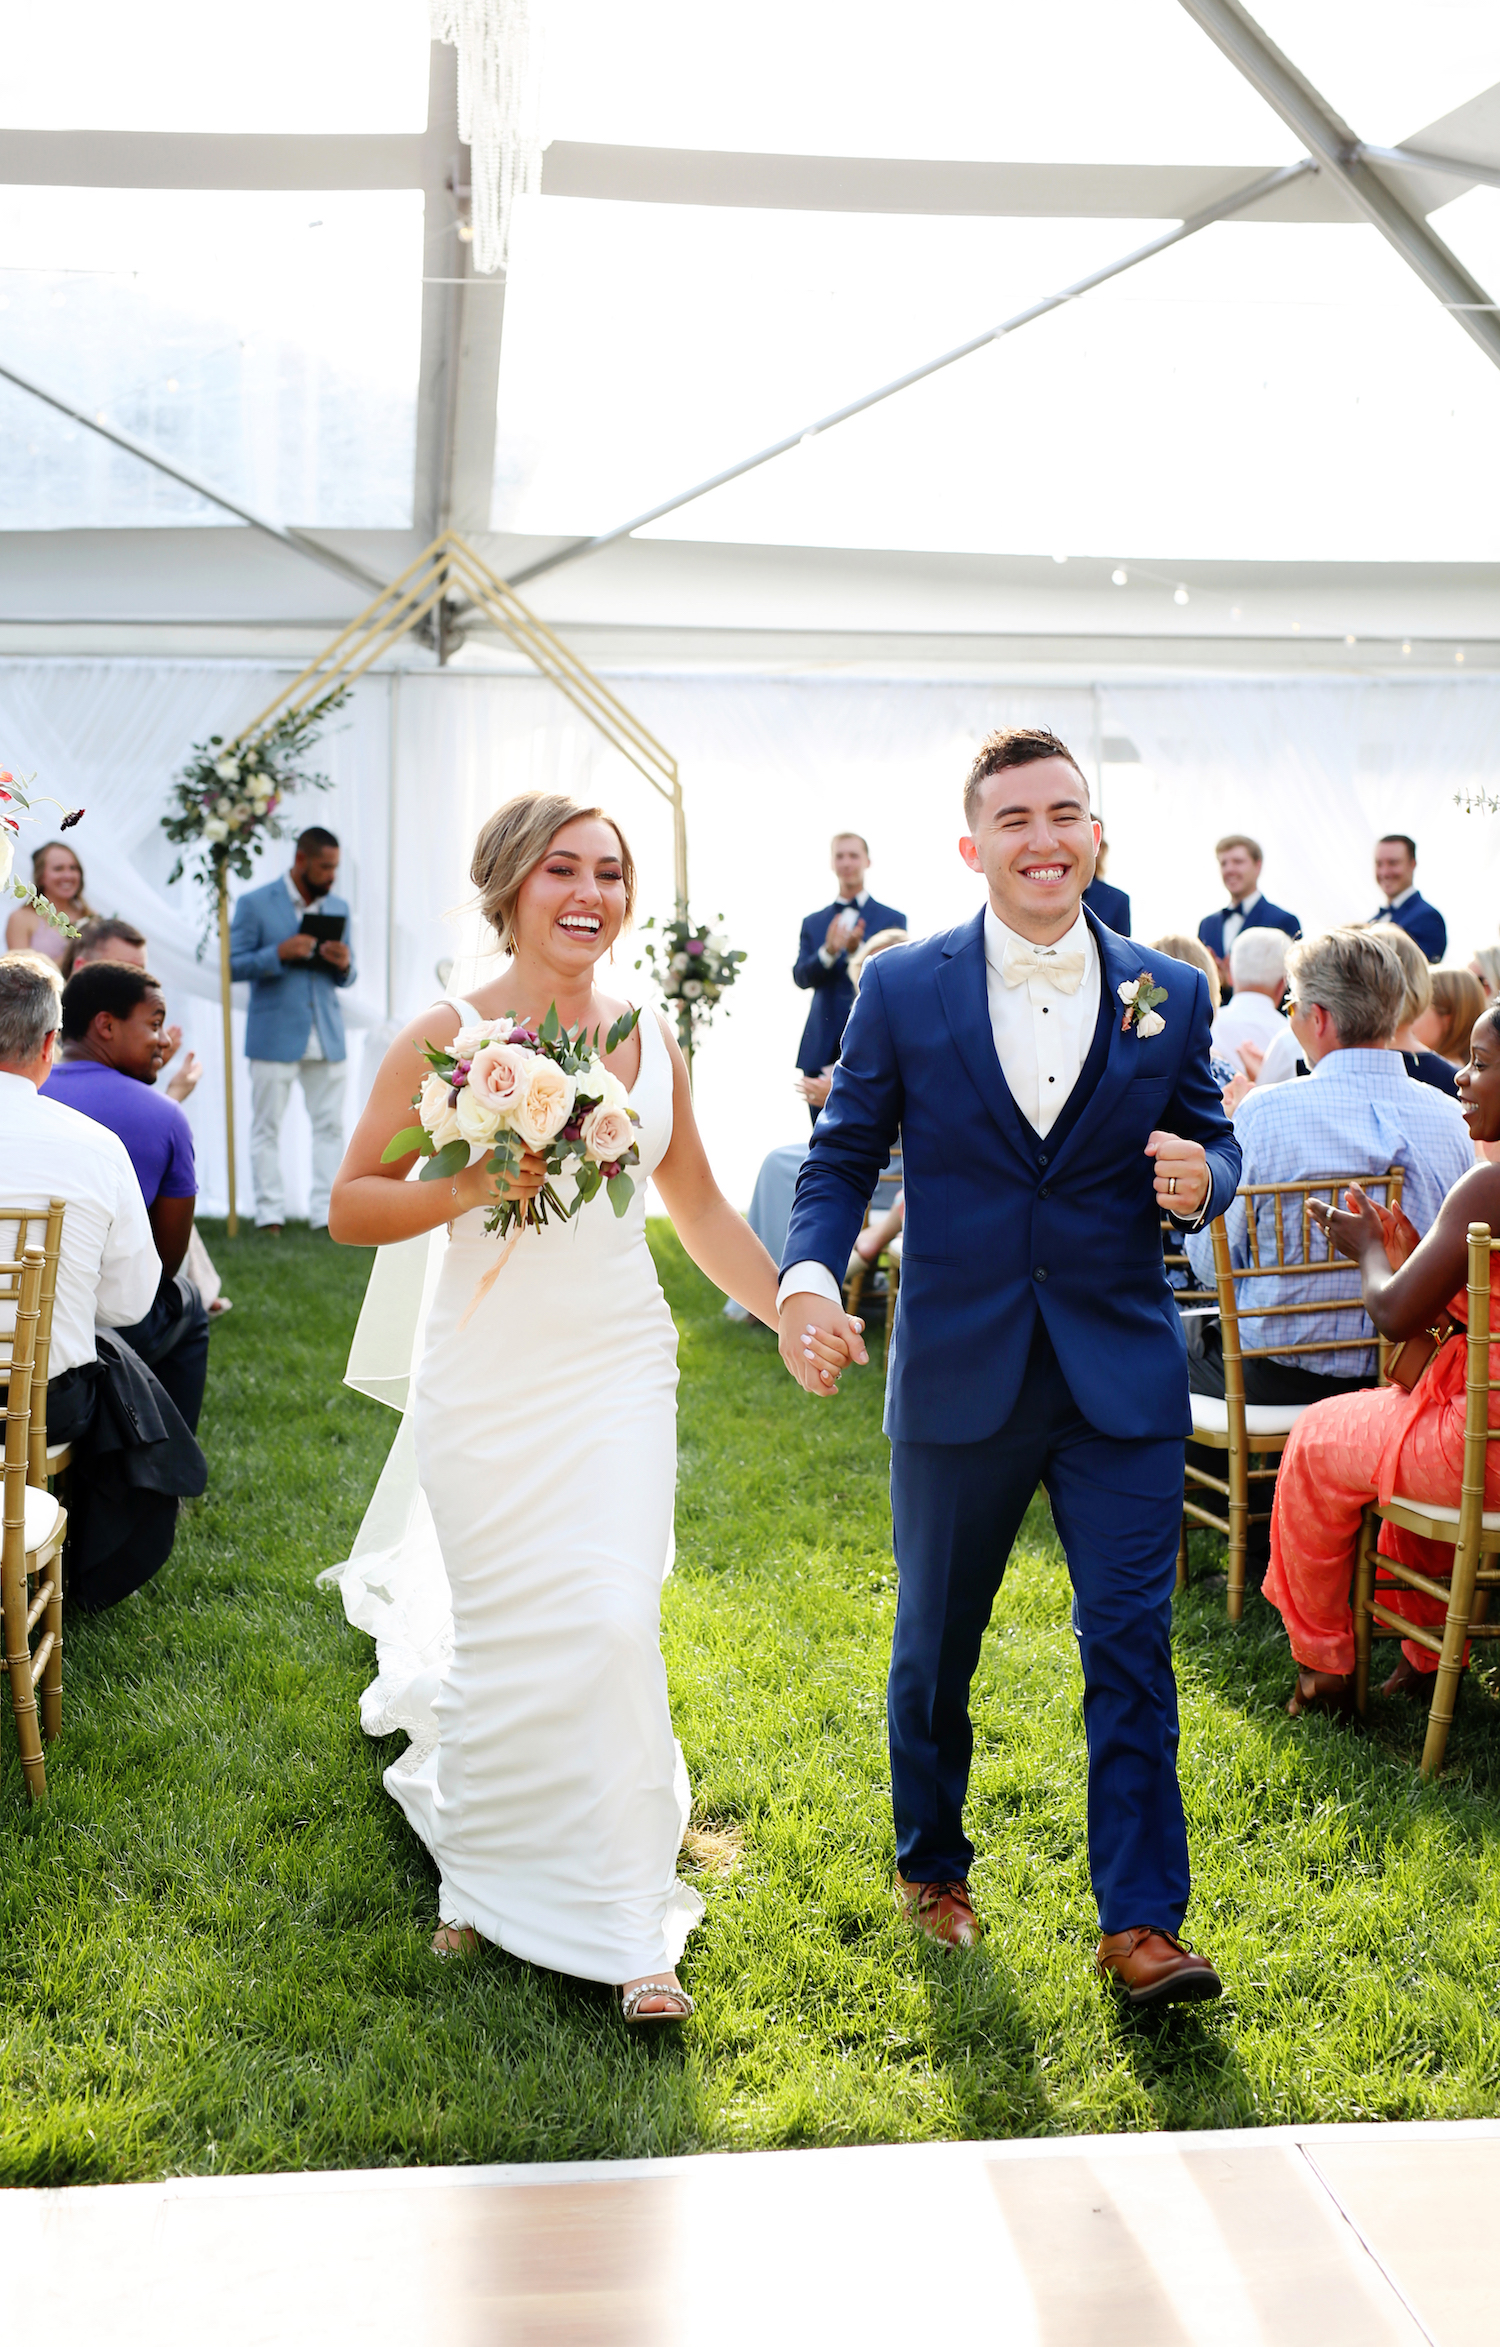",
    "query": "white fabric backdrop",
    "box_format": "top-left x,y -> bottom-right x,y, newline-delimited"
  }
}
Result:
3,657 -> 1499,1218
